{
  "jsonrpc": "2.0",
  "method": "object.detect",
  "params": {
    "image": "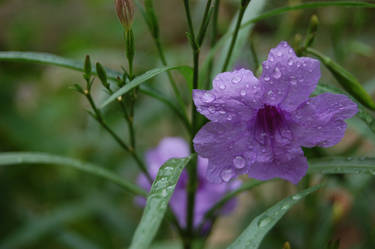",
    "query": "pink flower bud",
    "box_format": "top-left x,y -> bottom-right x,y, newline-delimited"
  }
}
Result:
115,0 -> 134,31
